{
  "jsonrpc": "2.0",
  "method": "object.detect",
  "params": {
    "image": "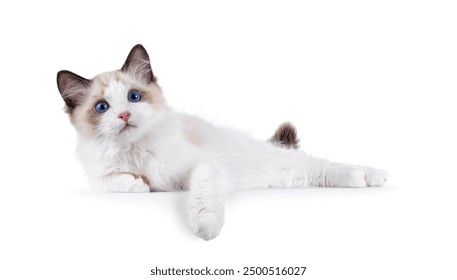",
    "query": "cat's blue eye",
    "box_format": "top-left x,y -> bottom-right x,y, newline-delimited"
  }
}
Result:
95,101 -> 109,113
128,90 -> 142,102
